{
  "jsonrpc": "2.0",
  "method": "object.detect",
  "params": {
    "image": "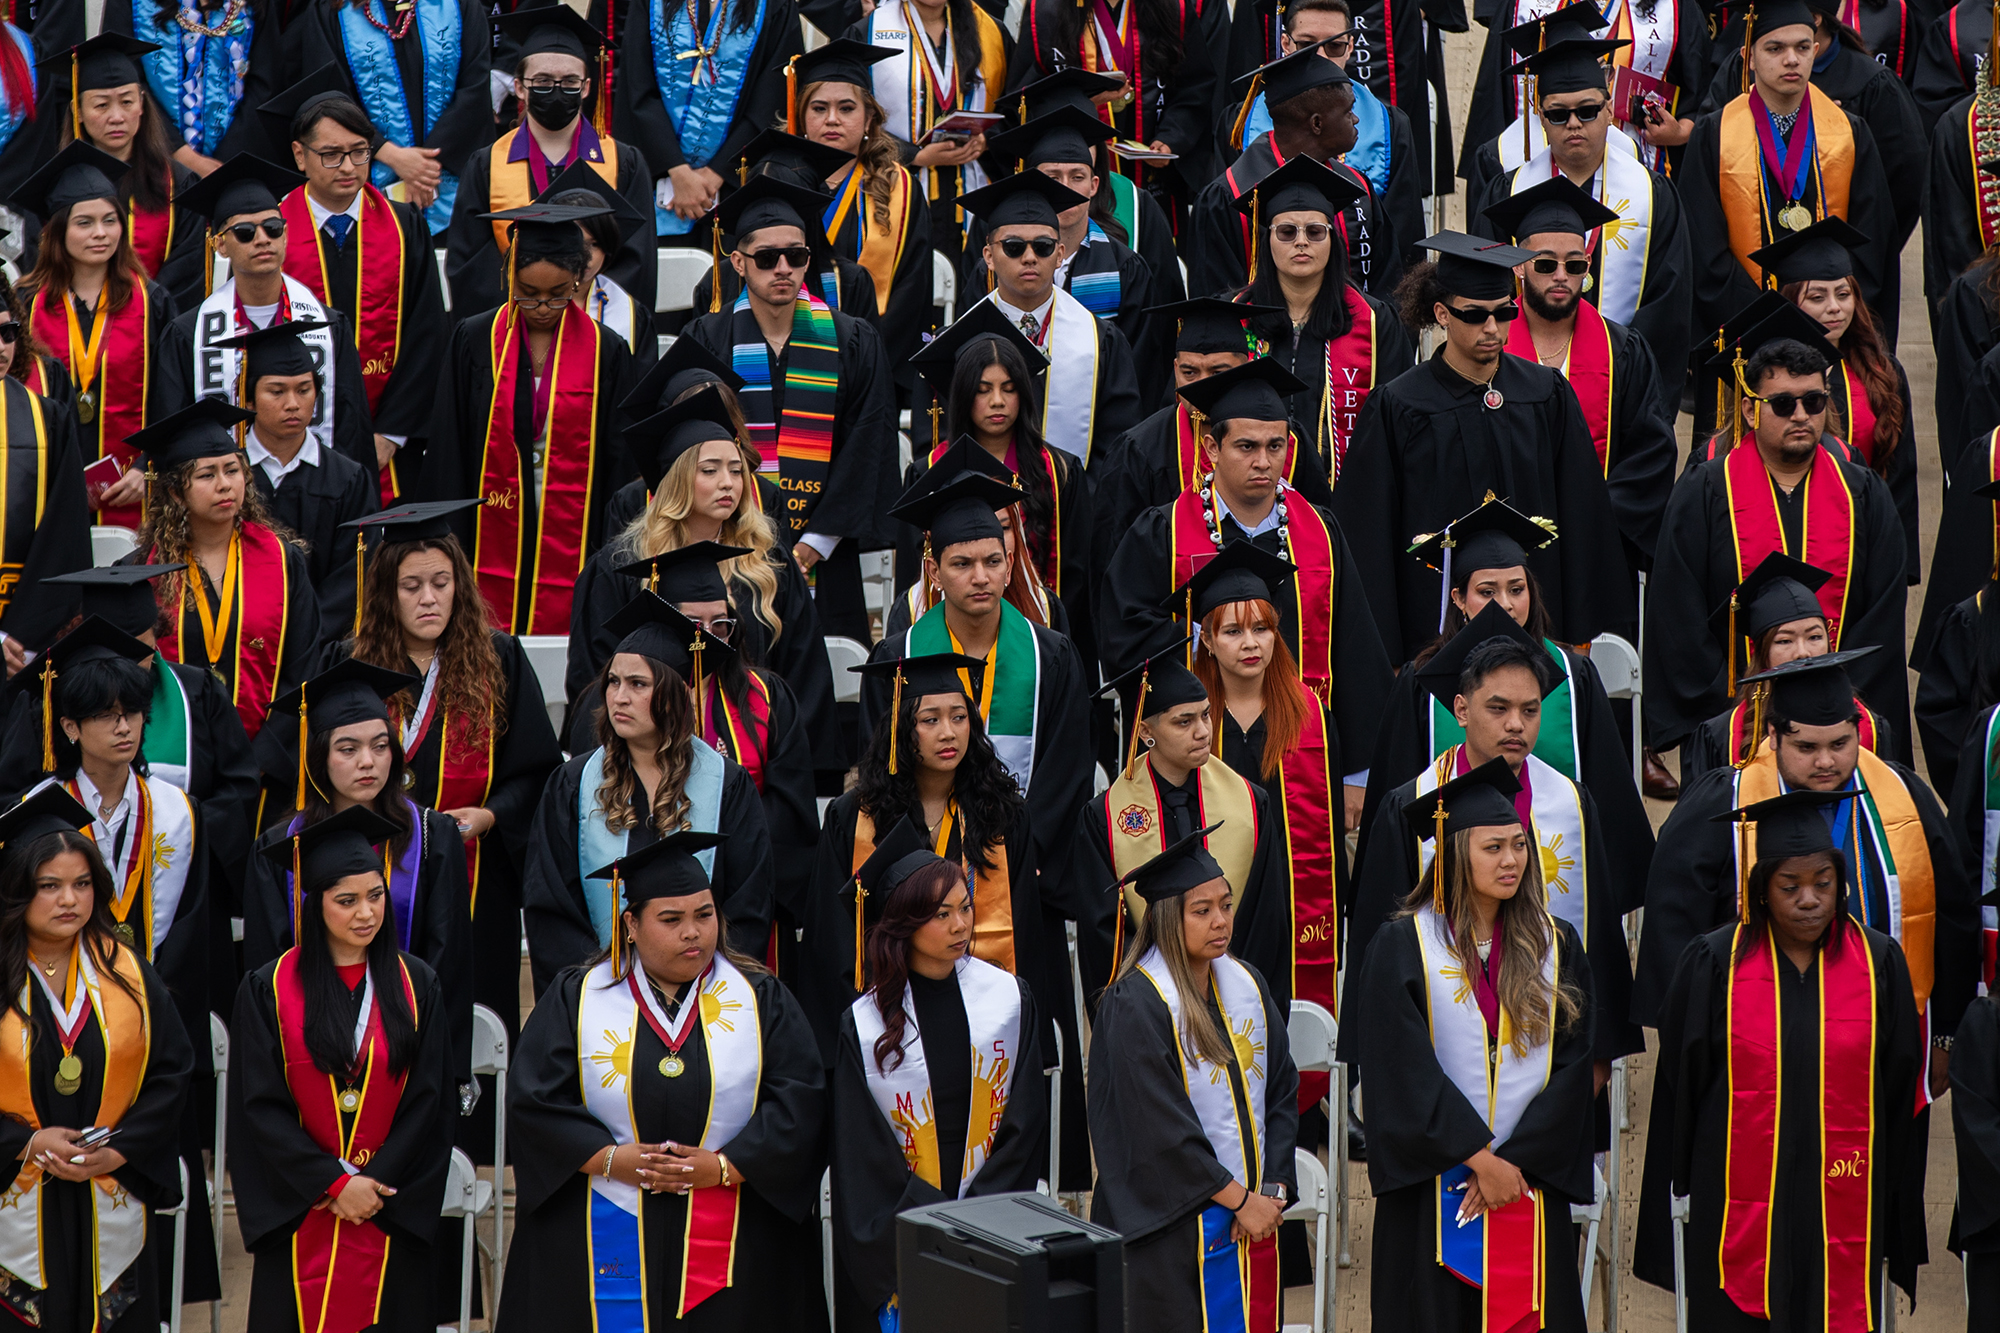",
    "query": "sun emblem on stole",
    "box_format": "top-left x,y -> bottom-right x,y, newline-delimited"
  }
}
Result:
968,1050 -> 1012,1153
700,978 -> 744,1032
1441,962 -> 1474,1007
1599,207 -> 1633,252
1210,1018 -> 1266,1085
1540,831 -> 1576,896
149,834 -> 175,873
890,1089 -> 943,1183
590,1025 -> 634,1089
